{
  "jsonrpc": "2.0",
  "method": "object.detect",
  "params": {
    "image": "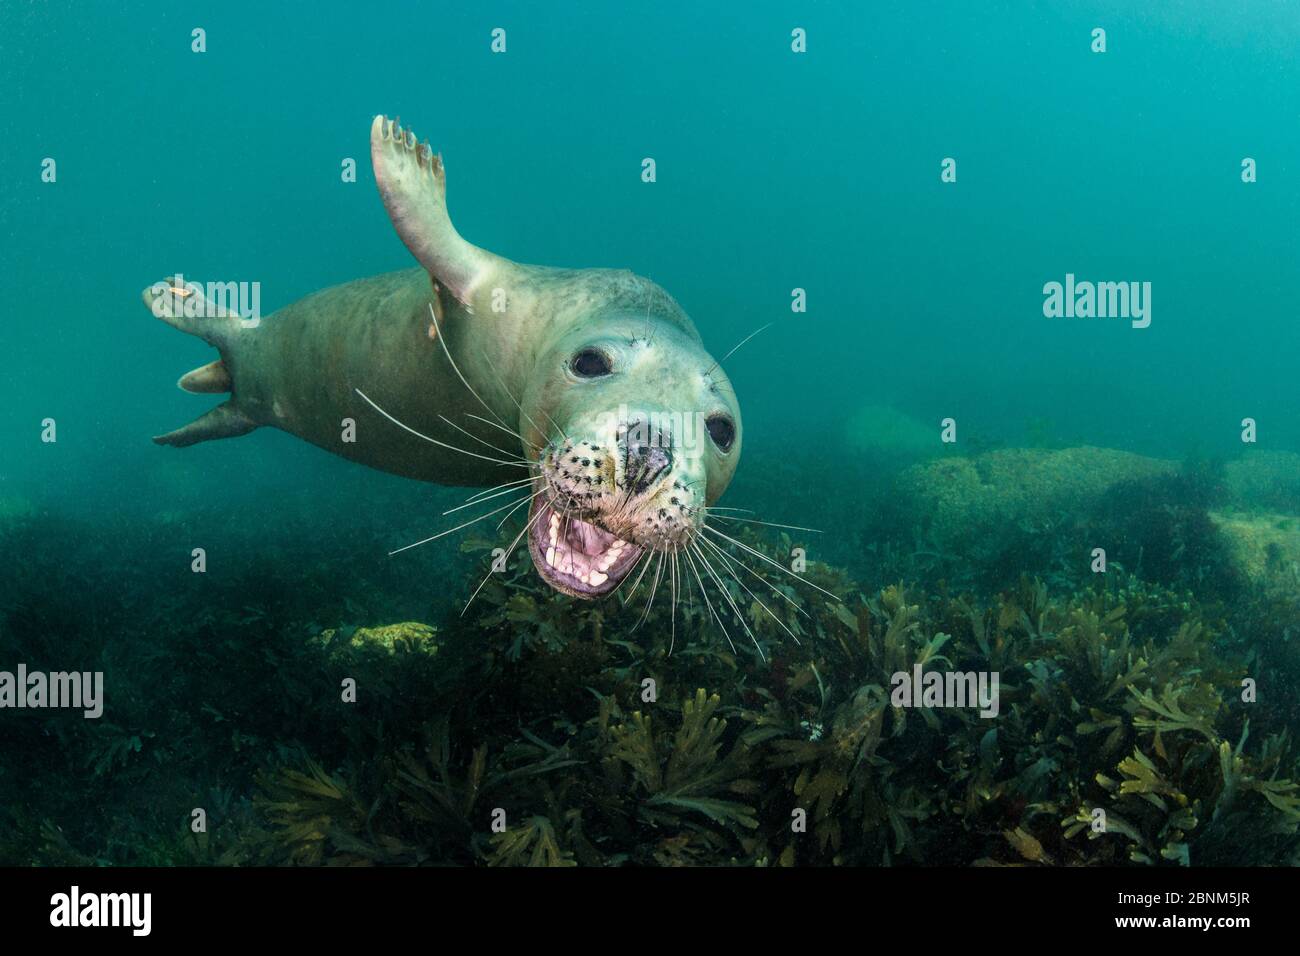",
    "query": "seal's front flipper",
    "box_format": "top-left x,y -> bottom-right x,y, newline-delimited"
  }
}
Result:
153,401 -> 256,448
370,115 -> 497,307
